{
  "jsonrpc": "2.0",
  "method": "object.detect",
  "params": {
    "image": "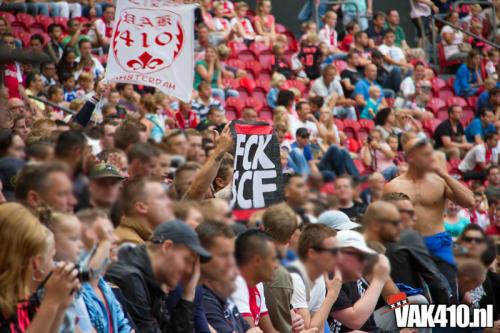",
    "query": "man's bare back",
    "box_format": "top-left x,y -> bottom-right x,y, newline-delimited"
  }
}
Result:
384,173 -> 448,236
